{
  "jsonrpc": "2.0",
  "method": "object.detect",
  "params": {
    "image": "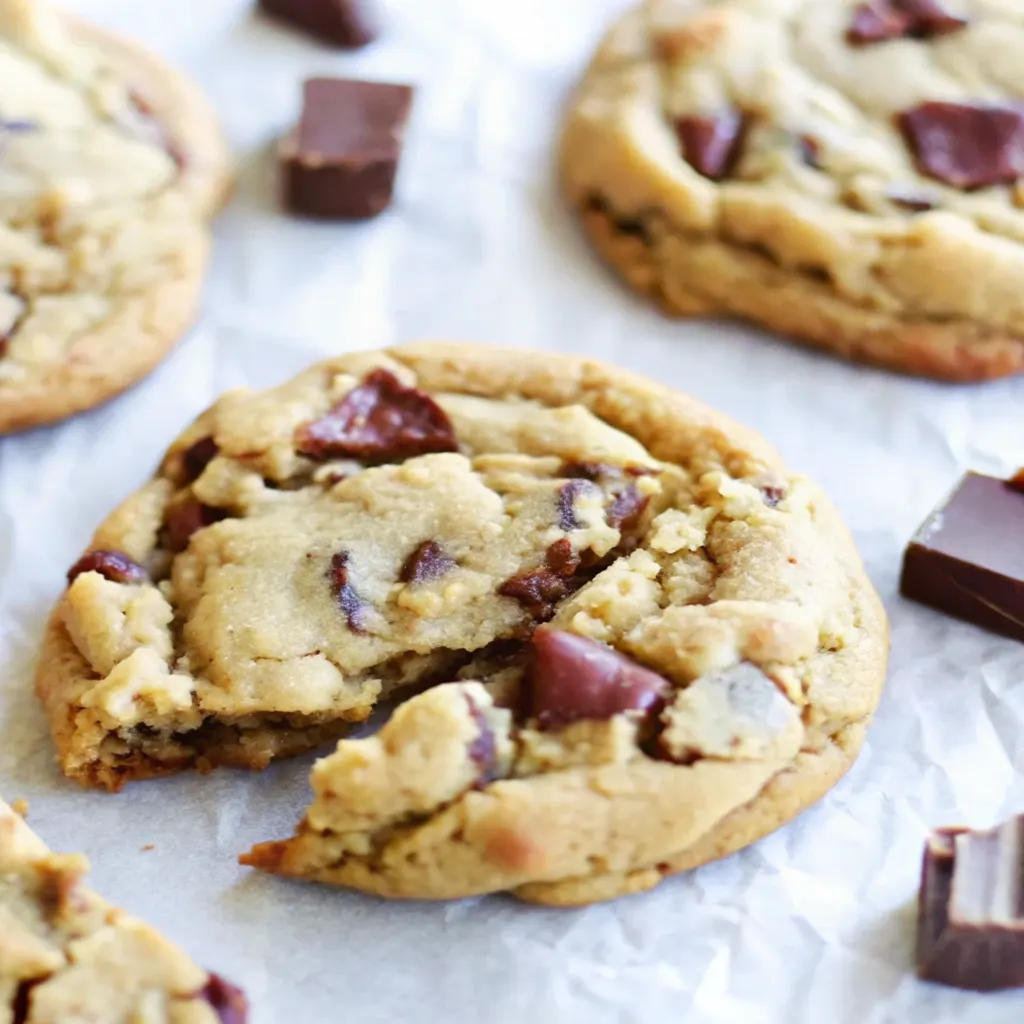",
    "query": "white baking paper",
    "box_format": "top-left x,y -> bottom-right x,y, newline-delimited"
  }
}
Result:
2,0 -> 1023,1020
